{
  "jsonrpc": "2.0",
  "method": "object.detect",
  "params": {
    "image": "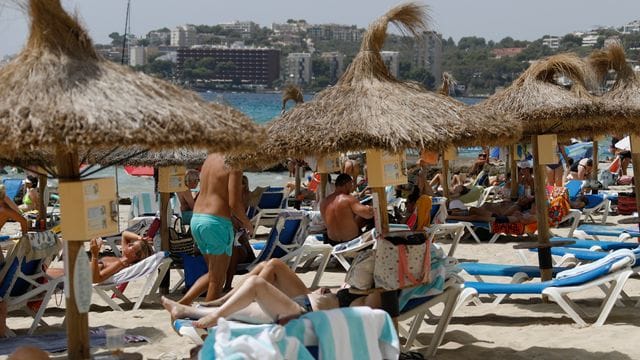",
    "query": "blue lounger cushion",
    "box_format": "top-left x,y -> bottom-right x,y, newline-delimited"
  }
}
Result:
577,224 -> 640,237
459,262 -> 567,278
465,258 -> 617,295
550,237 -> 639,251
